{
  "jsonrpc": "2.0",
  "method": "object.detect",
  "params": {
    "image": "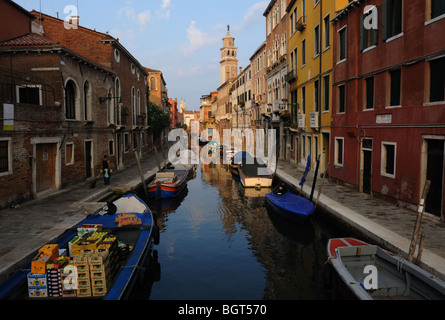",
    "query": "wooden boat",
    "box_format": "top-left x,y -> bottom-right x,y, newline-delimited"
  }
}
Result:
326,238 -> 445,300
265,186 -> 315,223
228,151 -> 252,176
0,194 -> 160,300
238,158 -> 274,188
147,169 -> 190,199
